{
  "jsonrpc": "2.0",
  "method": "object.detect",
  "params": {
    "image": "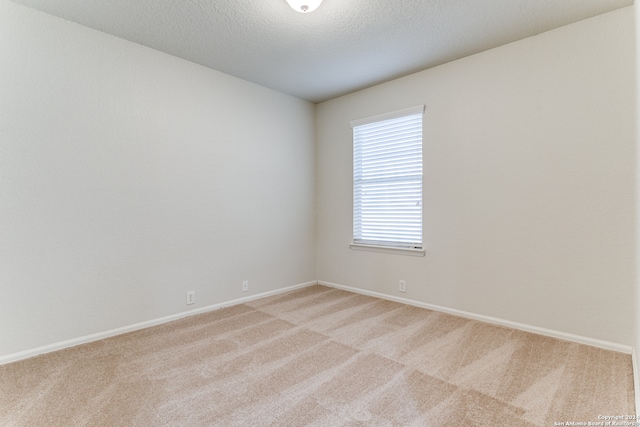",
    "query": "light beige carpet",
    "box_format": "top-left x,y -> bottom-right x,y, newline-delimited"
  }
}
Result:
0,285 -> 634,426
